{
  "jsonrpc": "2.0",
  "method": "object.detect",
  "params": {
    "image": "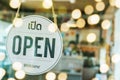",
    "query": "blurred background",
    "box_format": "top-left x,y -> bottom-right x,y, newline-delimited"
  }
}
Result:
0,0 -> 120,80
